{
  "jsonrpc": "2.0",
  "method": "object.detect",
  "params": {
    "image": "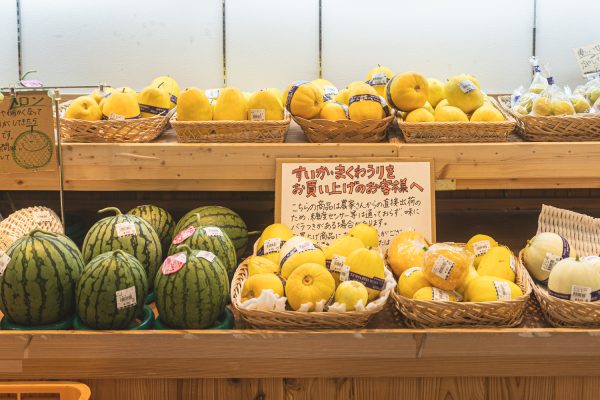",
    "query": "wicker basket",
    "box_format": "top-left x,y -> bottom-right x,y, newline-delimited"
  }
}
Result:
170,114 -> 290,143
0,206 -> 64,252
390,243 -> 531,328
399,98 -> 516,143
293,115 -> 394,143
498,95 -> 600,141
231,257 -> 391,329
523,205 -> 600,327
59,101 -> 172,143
